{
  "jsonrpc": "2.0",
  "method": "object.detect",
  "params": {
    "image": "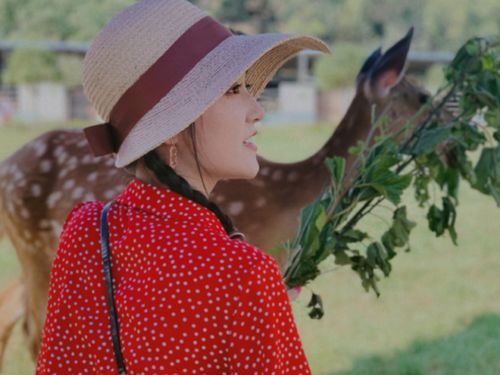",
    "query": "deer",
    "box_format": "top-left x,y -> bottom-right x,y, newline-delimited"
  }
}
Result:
0,28 -> 432,367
